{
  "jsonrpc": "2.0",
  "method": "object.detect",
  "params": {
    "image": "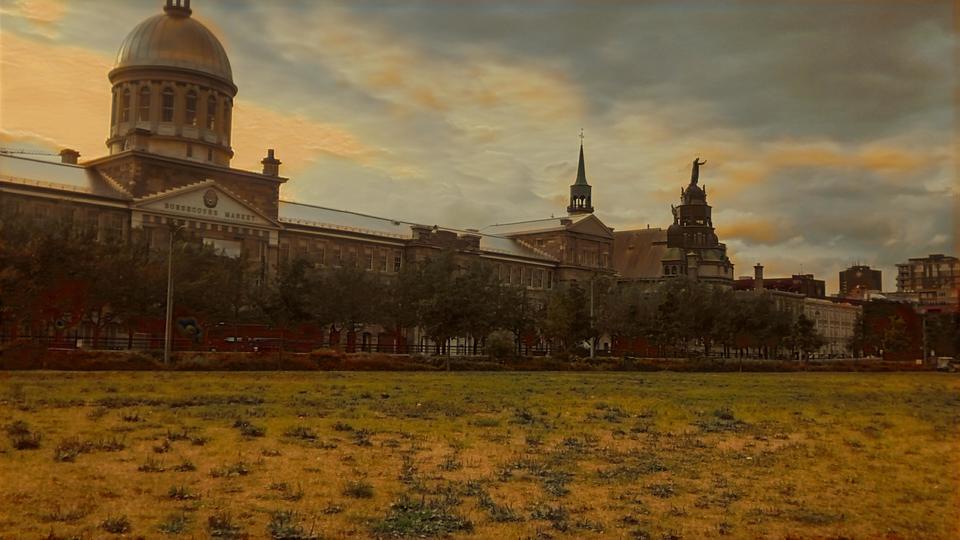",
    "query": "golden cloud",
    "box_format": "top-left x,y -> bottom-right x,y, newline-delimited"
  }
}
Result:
0,32 -> 374,176
719,218 -> 789,245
